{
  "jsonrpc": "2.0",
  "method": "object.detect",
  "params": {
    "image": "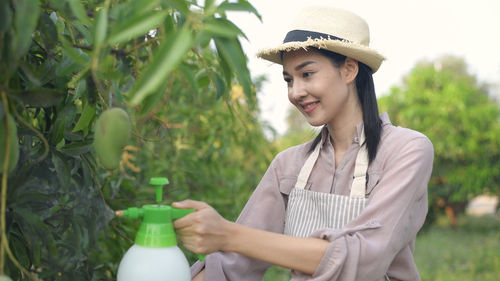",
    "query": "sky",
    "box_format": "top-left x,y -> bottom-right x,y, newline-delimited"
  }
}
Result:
227,0 -> 500,135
